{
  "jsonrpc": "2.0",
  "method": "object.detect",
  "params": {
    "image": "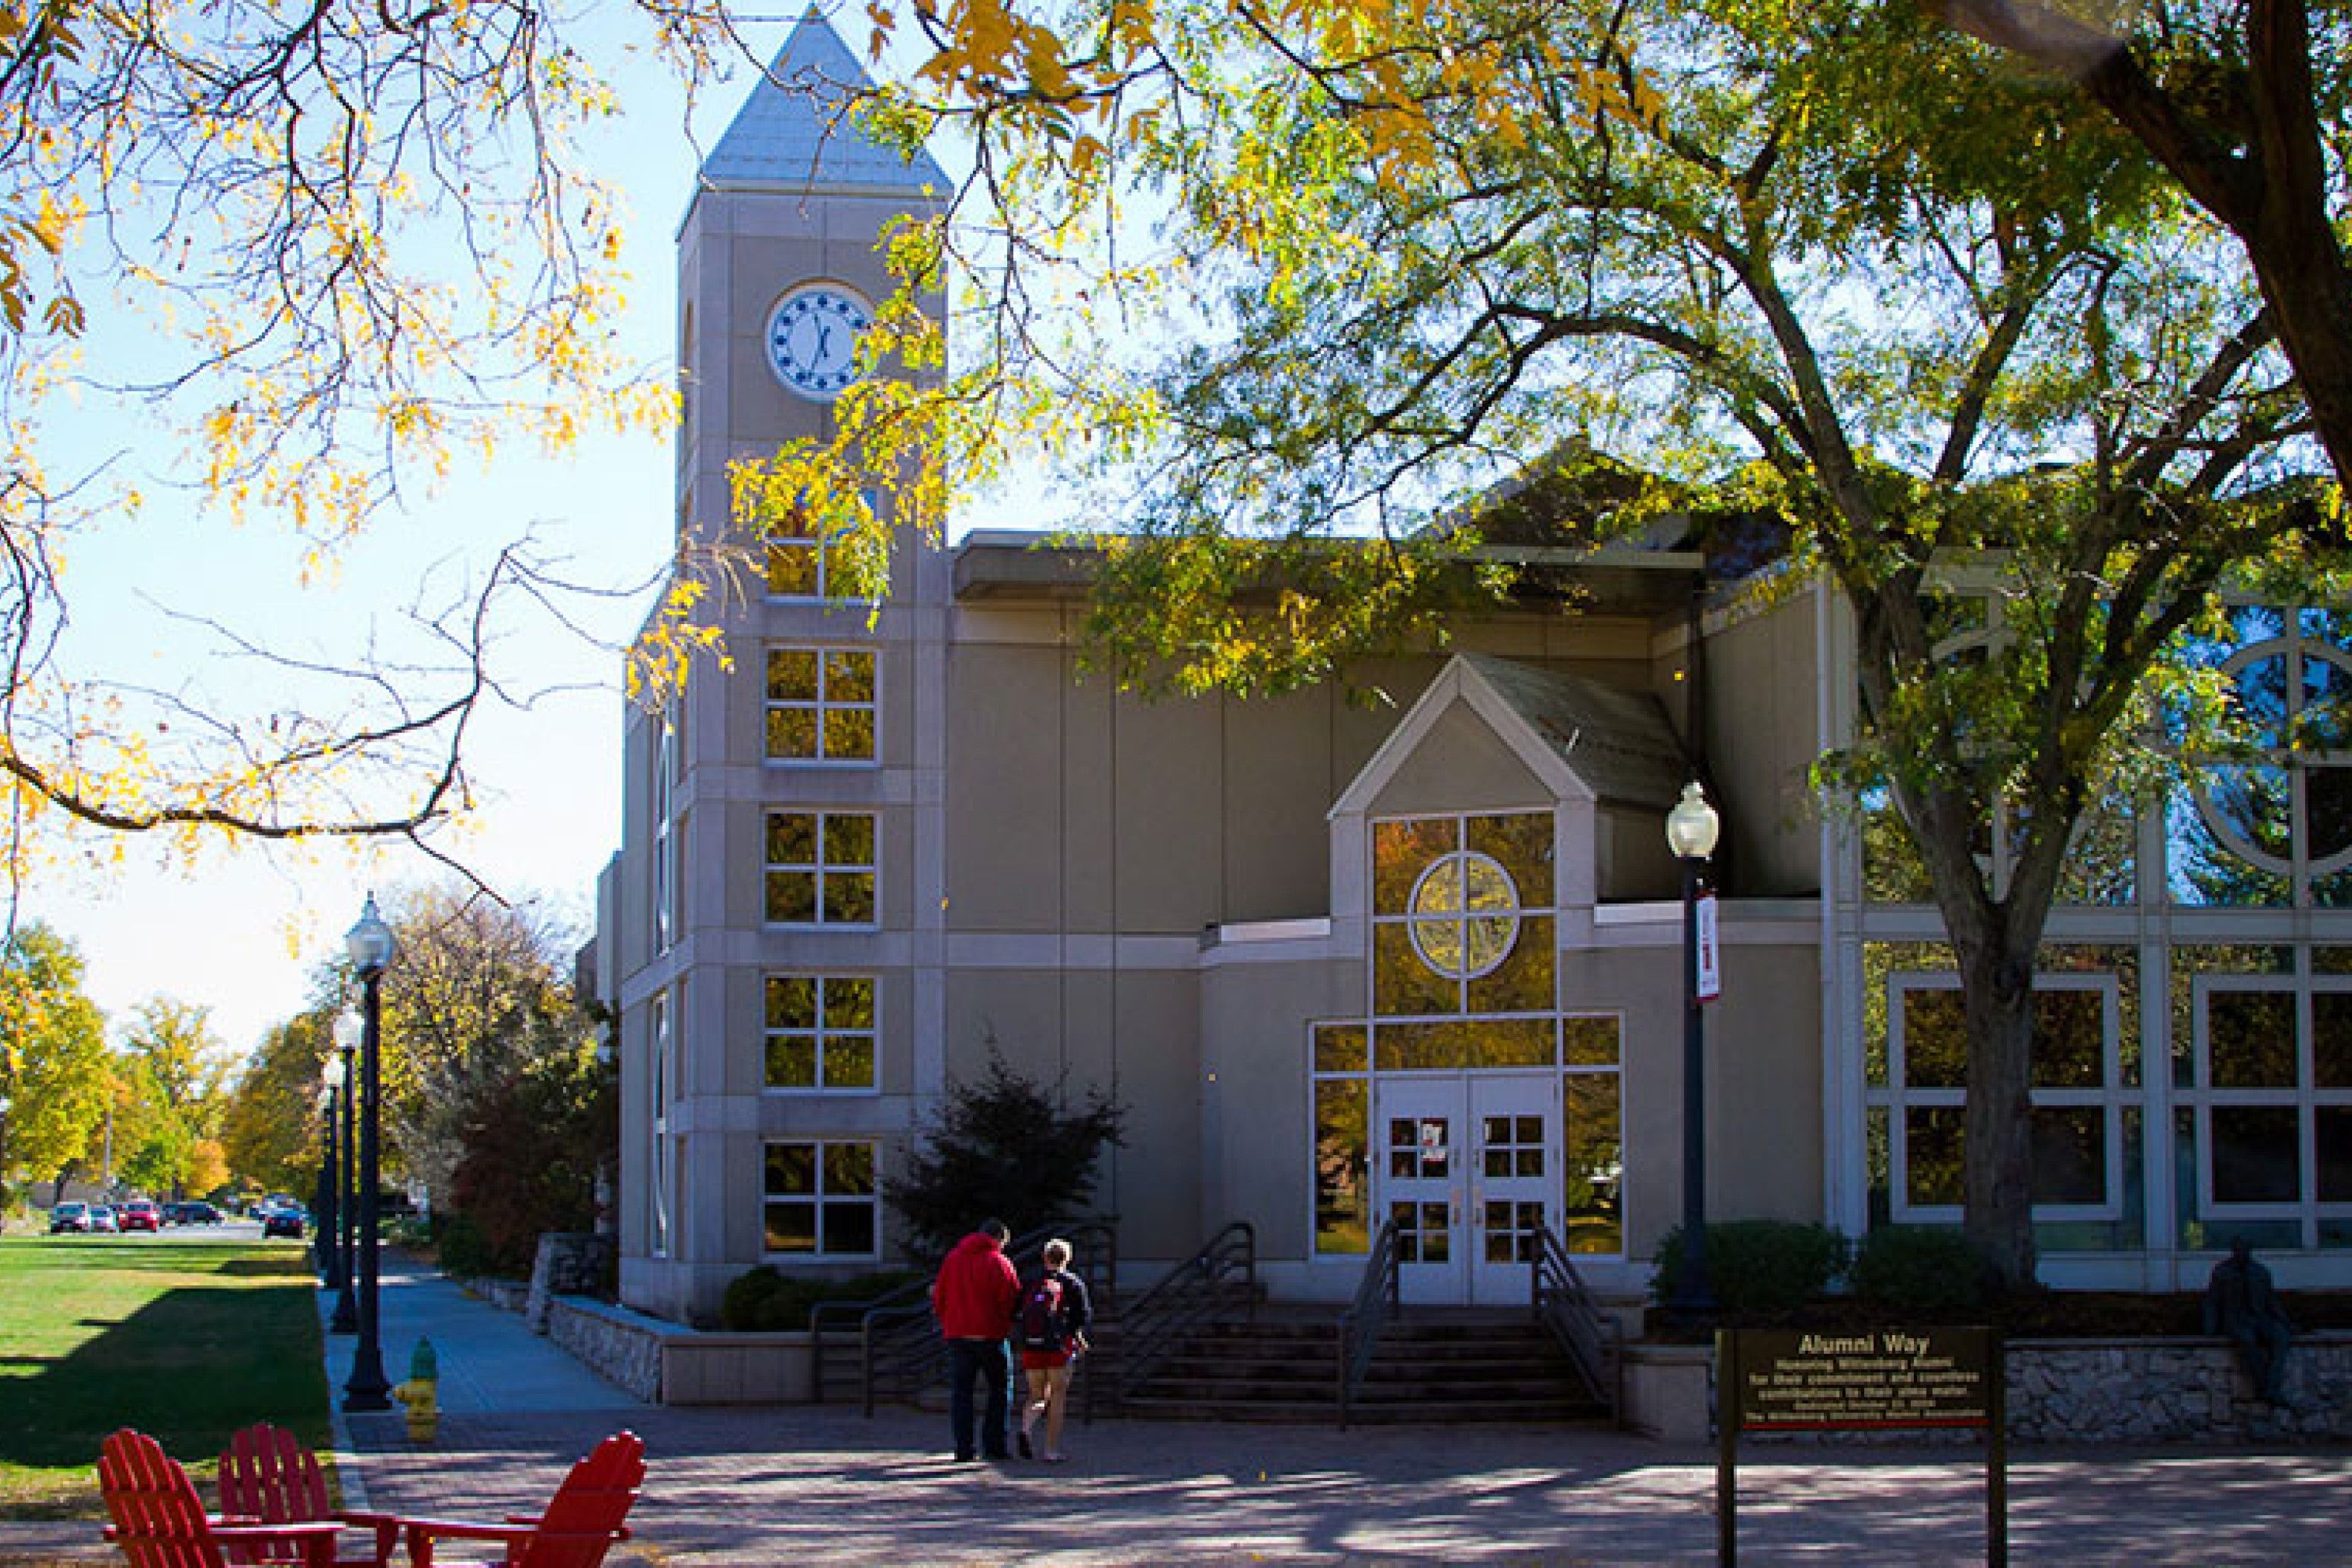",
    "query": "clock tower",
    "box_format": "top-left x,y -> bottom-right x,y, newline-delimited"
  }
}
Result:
621,9 -> 951,1320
